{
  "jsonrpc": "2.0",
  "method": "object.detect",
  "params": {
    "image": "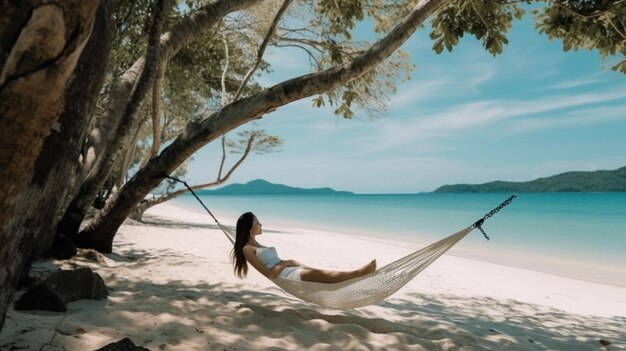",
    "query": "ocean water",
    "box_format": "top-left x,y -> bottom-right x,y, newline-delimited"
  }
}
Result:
171,193 -> 626,286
